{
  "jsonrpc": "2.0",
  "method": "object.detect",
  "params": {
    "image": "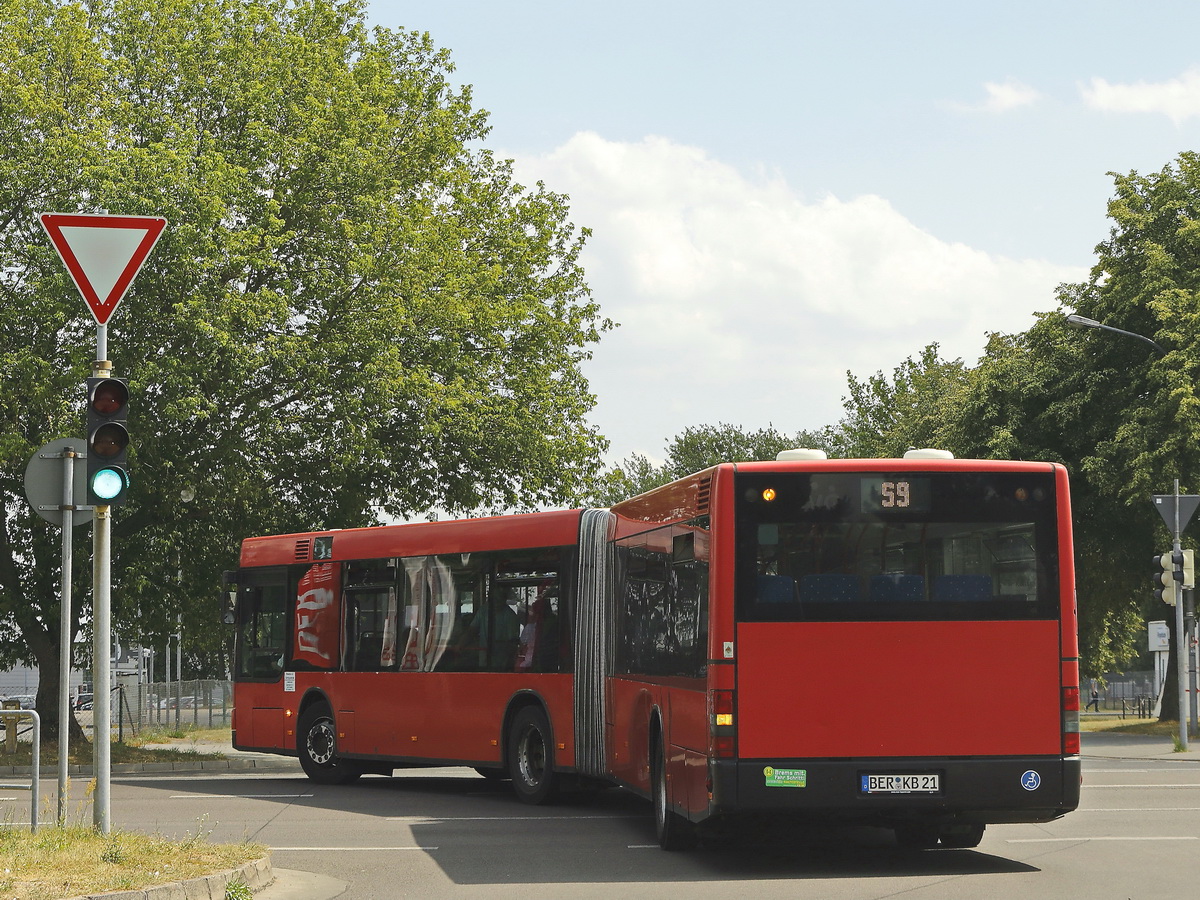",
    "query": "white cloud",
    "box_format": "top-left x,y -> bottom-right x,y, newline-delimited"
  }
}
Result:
953,80 -> 1041,114
1082,68 -> 1200,124
512,133 -> 1083,462
979,80 -> 1041,113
